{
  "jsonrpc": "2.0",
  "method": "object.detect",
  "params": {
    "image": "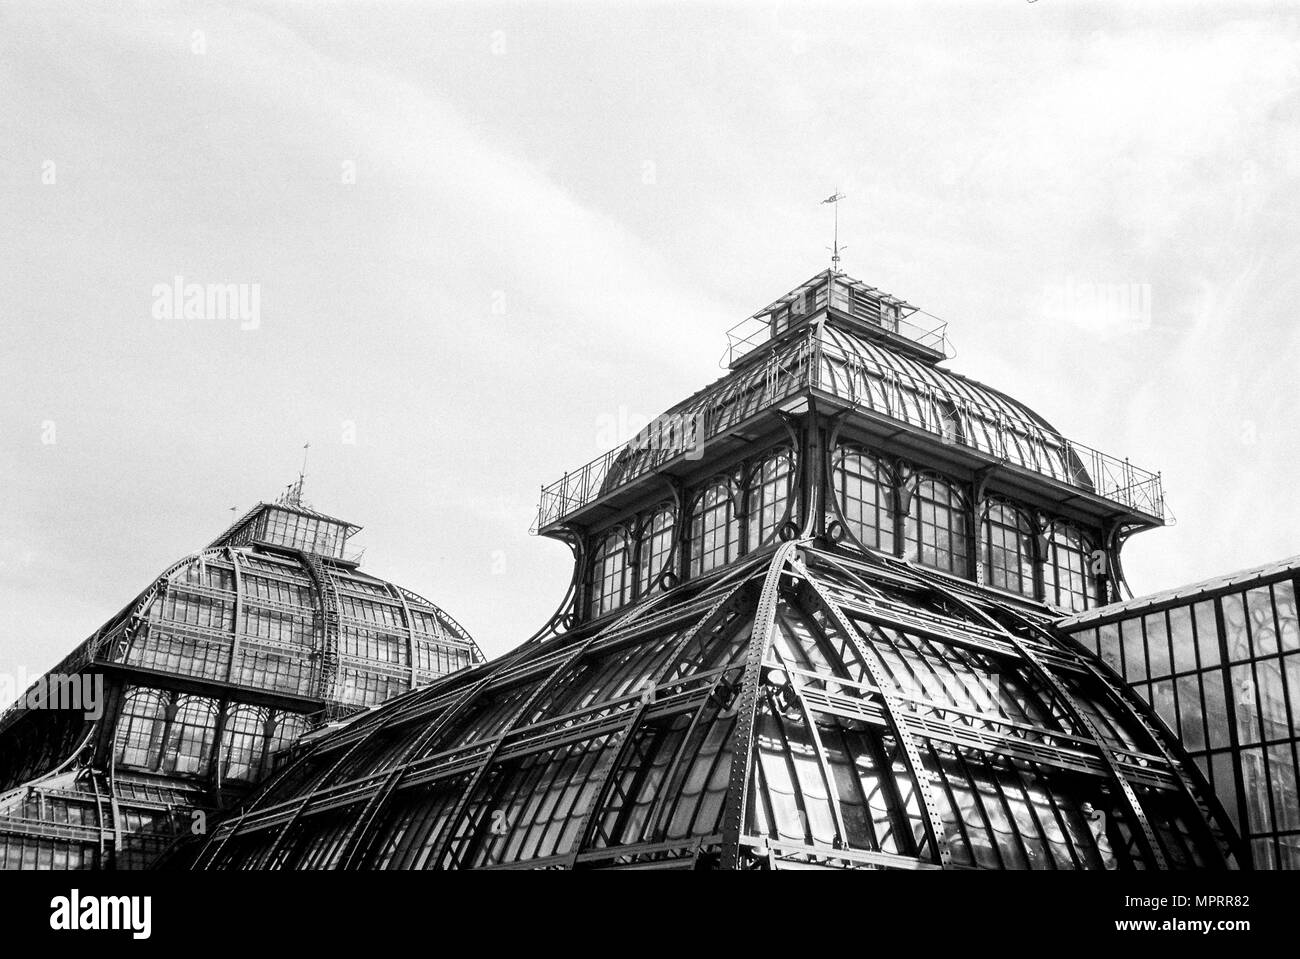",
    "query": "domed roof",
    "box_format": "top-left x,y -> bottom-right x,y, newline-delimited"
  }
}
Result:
90,543 -> 480,709
188,540 -> 1235,871
540,270 -> 1165,535
595,288 -> 1095,503
0,500 -> 482,790
0,495 -> 485,870
815,323 -> 1090,486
